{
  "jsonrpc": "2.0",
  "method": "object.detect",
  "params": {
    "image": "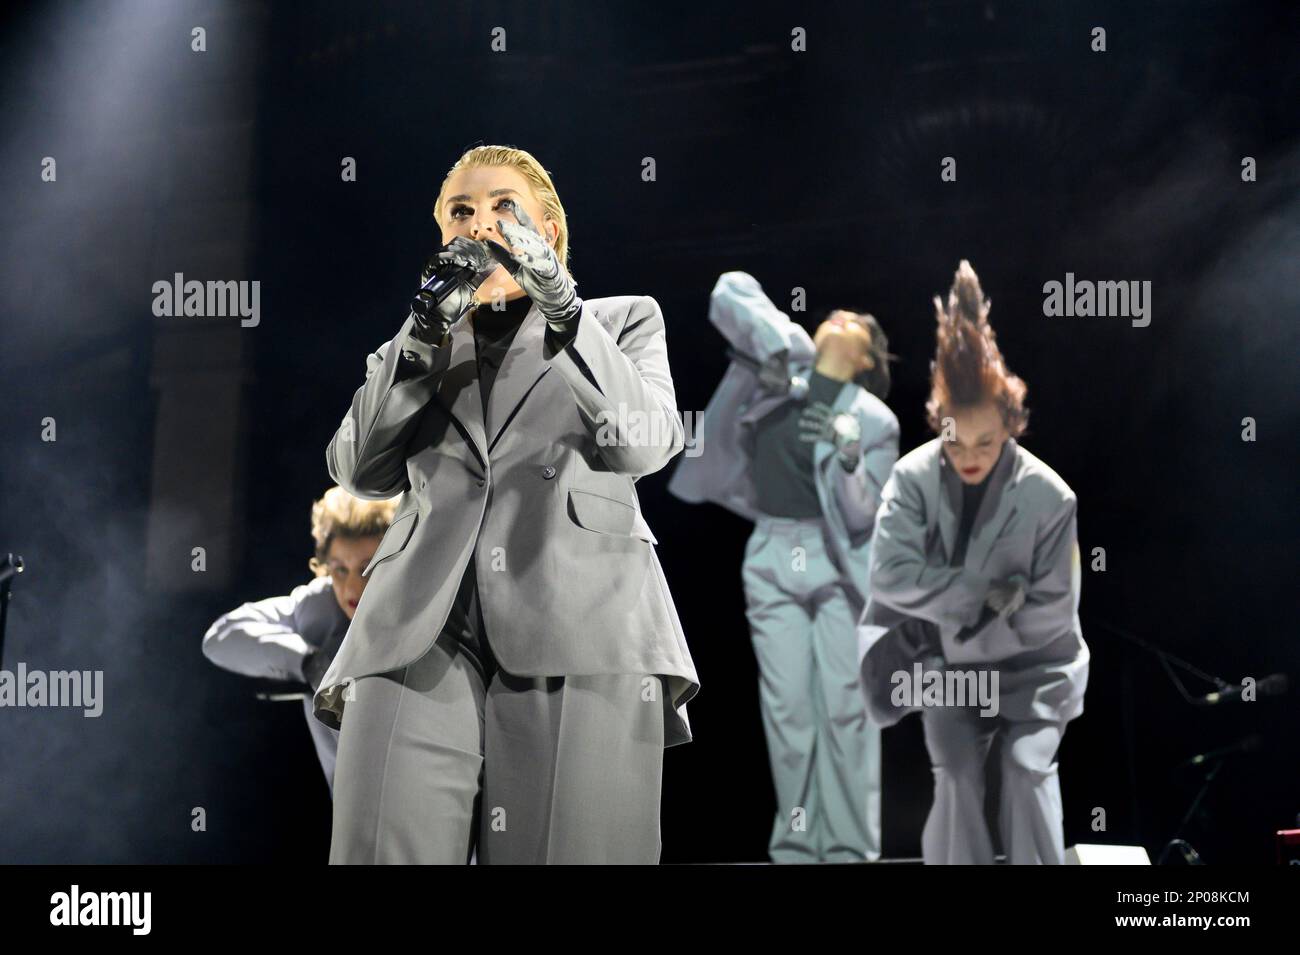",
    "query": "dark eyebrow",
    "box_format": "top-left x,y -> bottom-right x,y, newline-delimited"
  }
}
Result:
444,187 -> 520,207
